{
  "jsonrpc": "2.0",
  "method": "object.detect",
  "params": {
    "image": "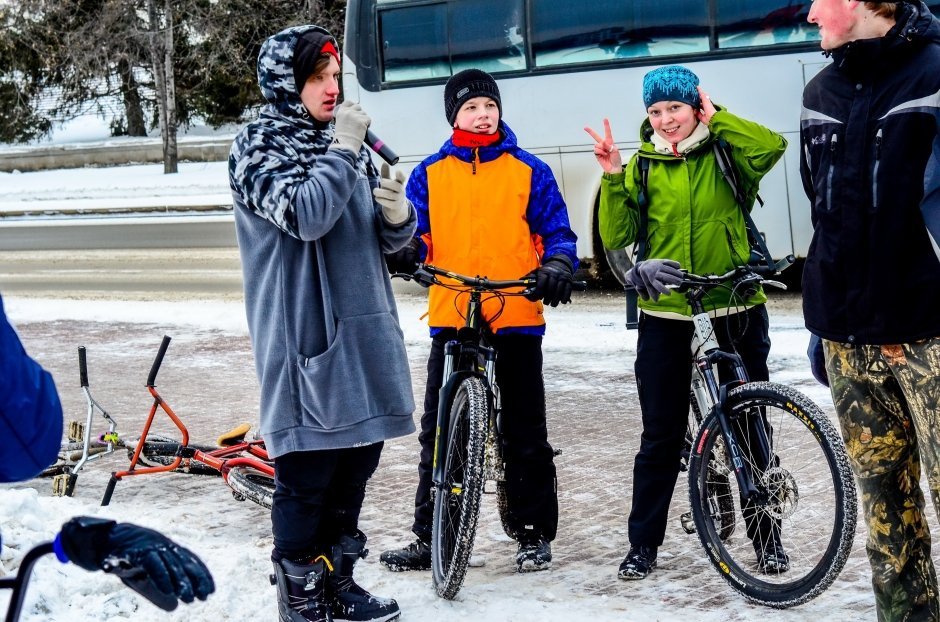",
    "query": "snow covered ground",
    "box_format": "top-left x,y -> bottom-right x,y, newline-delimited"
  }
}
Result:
0,288 -> 891,622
